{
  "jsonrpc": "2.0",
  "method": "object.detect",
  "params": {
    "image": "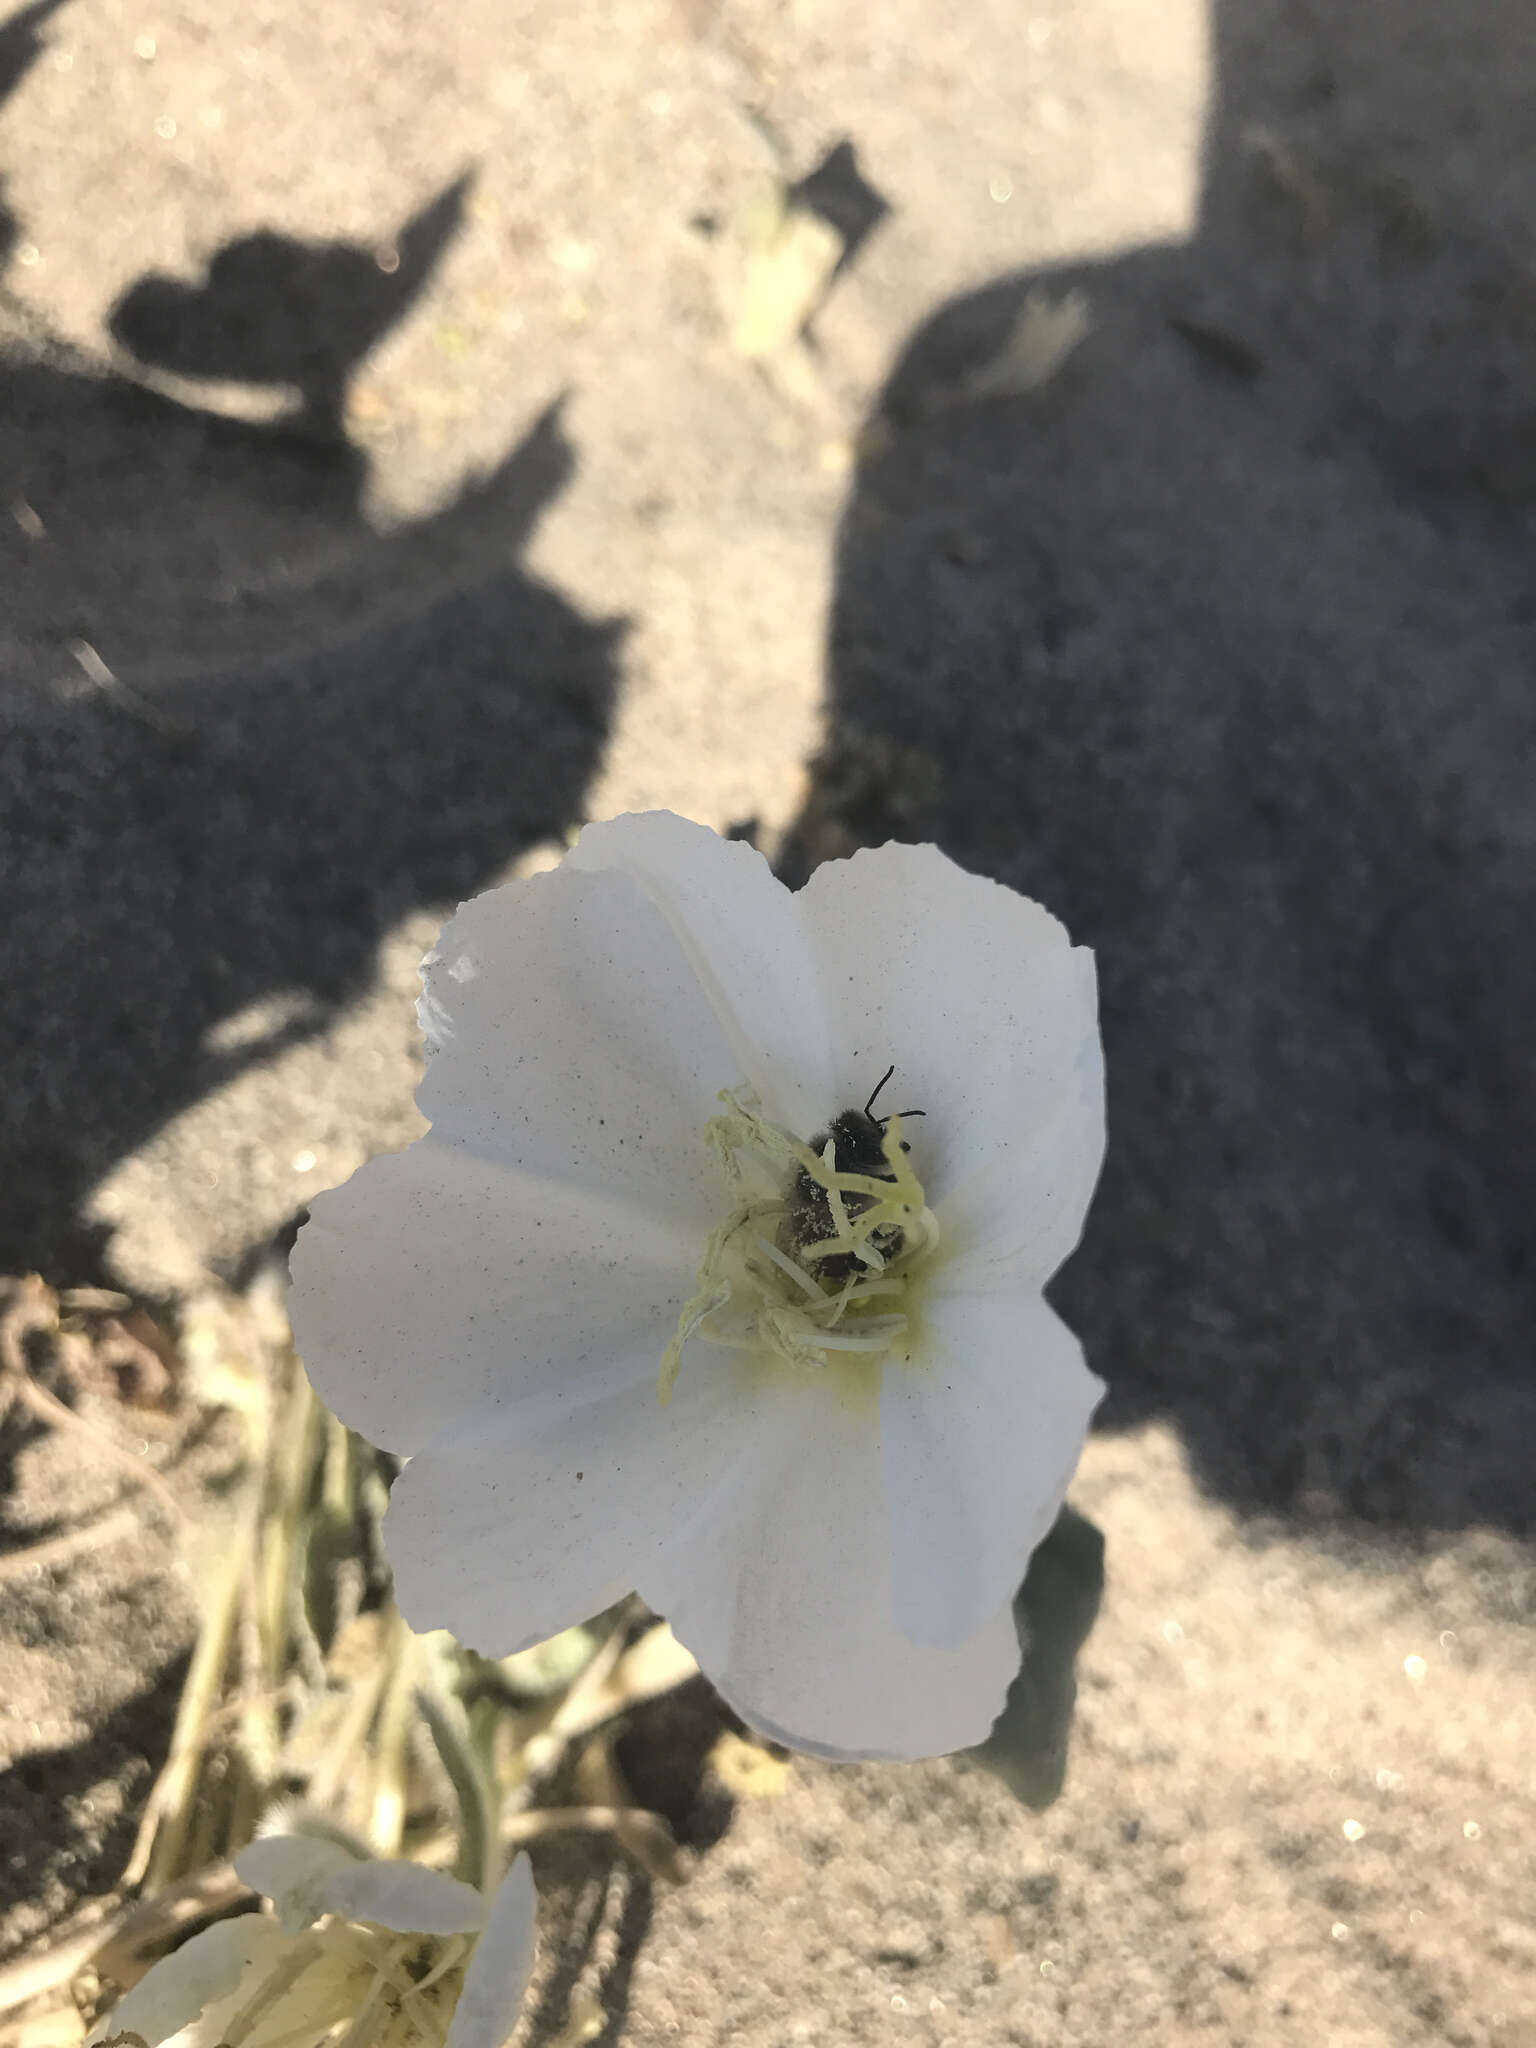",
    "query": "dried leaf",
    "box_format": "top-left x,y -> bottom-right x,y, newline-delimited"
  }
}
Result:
0,2008 -> 86,2048
707,1731 -> 791,1799
956,289 -> 1093,404
726,182 -> 844,362
495,1622 -> 602,1702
